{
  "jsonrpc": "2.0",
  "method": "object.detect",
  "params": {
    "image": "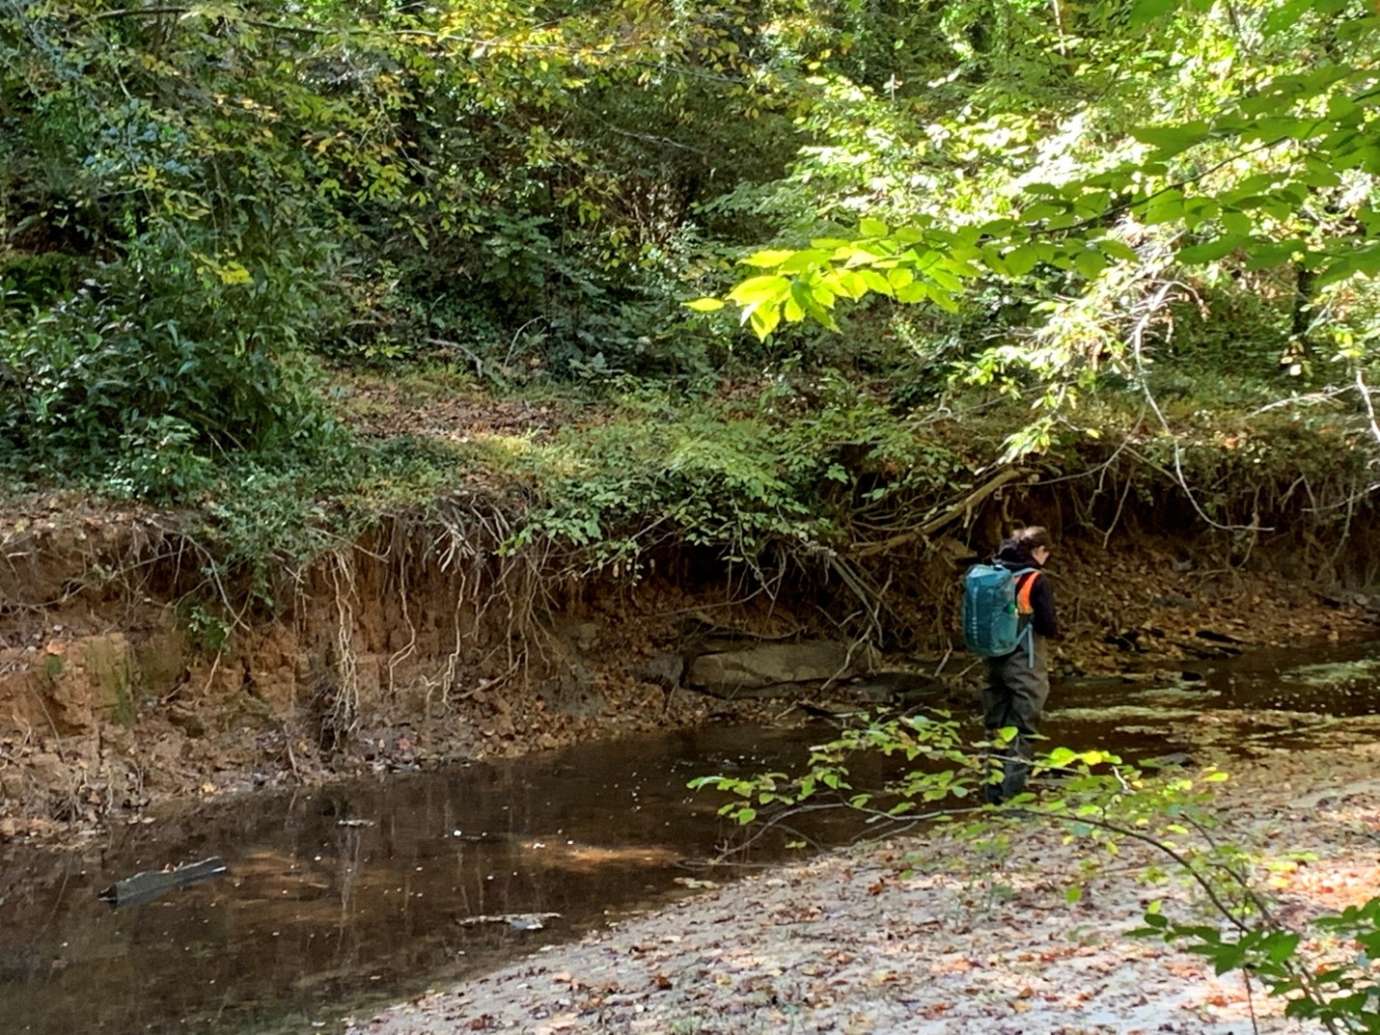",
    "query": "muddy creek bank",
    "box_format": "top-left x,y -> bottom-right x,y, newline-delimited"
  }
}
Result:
3,640 -> 1380,1035
4,500 -> 1377,852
